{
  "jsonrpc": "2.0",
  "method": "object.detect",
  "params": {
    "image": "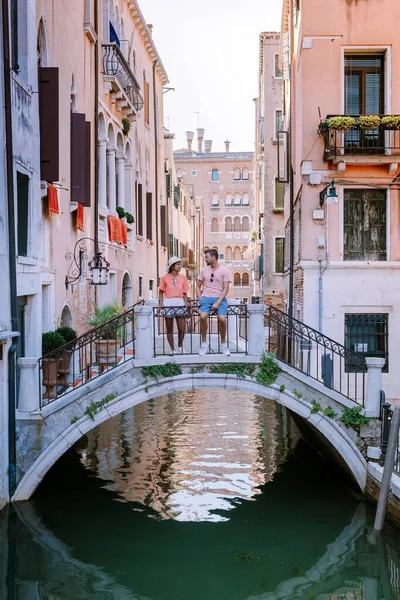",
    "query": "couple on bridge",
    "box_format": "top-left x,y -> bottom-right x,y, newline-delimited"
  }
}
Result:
158,249 -> 232,357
